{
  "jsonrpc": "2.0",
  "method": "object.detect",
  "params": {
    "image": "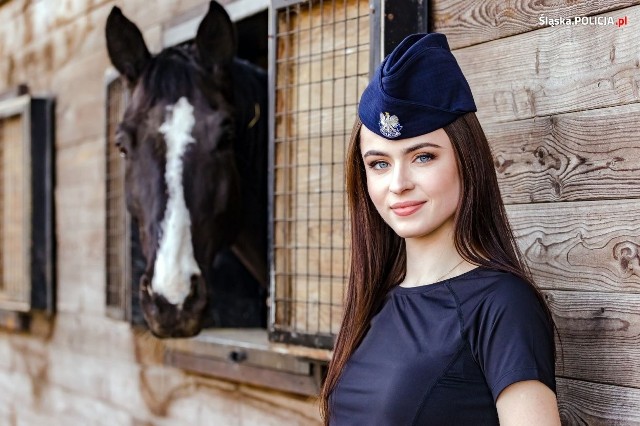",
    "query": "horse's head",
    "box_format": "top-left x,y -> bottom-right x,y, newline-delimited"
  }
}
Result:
105,2 -> 241,337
